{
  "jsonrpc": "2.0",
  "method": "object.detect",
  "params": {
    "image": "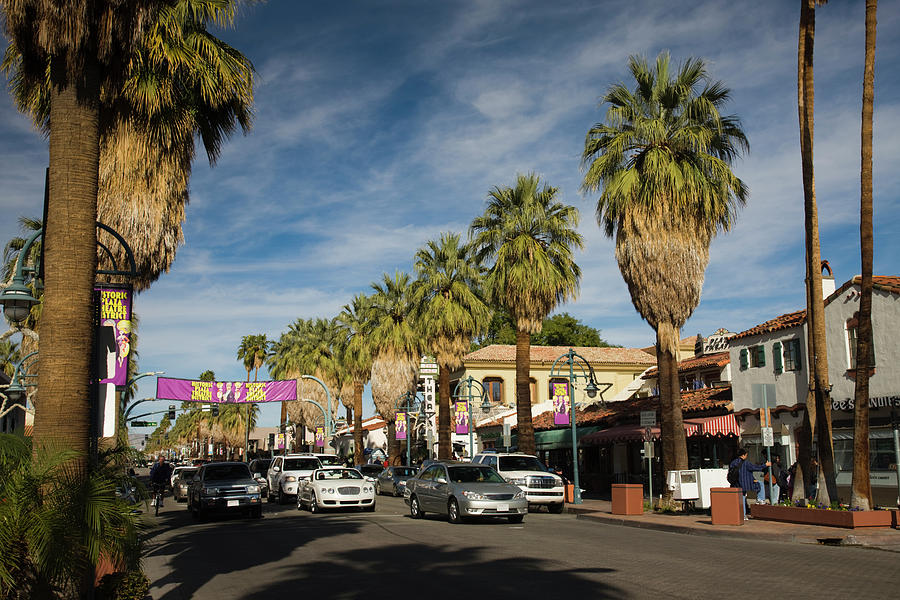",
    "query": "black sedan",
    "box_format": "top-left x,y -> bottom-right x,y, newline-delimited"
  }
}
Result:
187,462 -> 262,519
